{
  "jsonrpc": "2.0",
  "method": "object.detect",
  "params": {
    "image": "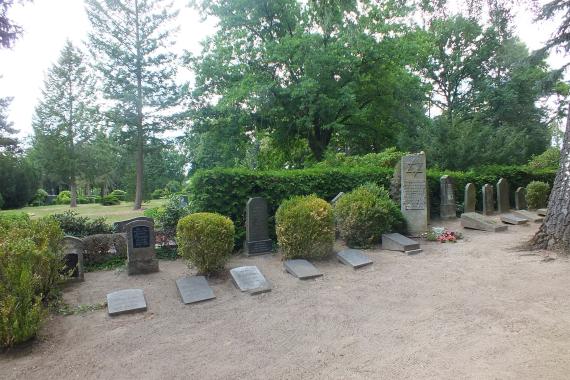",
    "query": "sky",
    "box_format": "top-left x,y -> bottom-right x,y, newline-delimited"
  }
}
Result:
0,0 -> 566,140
